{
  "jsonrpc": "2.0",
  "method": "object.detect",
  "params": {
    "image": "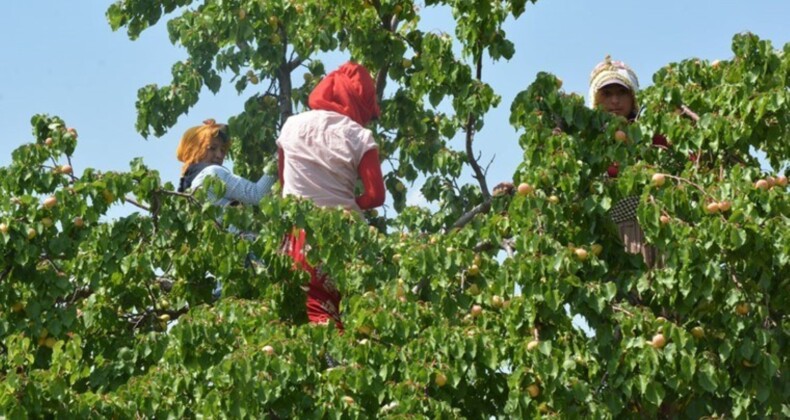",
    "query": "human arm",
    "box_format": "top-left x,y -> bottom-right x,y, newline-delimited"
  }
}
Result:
355,149 -> 385,210
192,166 -> 276,206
